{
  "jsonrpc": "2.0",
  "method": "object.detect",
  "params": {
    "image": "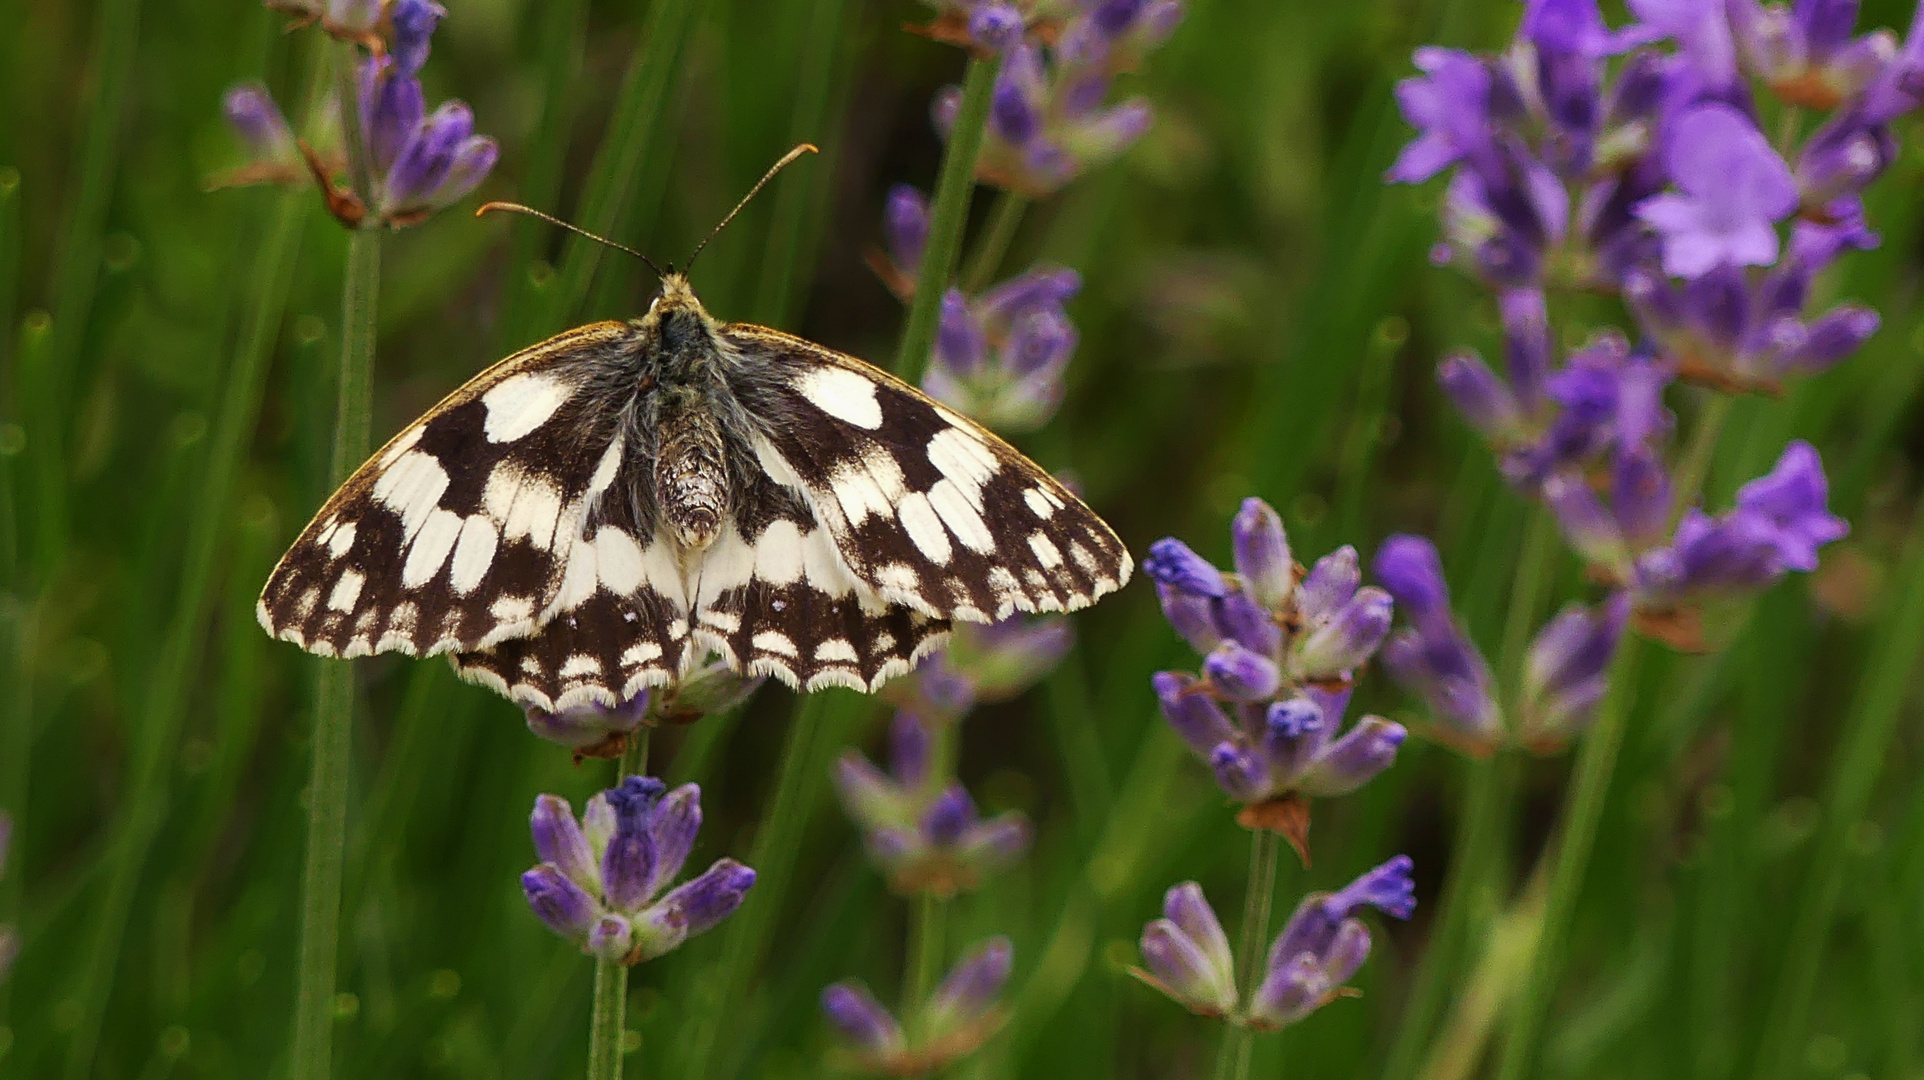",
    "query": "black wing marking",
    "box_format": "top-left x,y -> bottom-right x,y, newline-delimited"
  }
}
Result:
720,324 -> 1133,625
256,322 -> 673,668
